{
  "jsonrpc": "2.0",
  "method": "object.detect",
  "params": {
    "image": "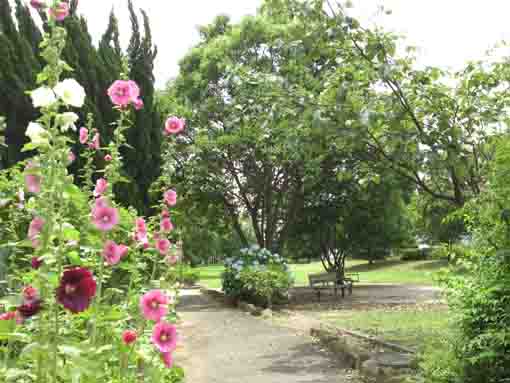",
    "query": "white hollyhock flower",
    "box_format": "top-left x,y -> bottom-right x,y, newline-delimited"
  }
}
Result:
54,79 -> 86,108
26,122 -> 49,146
57,112 -> 79,132
31,86 -> 57,108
